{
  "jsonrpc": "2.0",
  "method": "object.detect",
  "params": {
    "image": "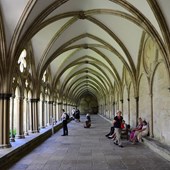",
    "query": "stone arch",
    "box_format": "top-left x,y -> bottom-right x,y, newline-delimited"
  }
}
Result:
129,83 -> 136,127
138,73 -> 150,120
152,62 -> 170,144
122,84 -> 128,123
